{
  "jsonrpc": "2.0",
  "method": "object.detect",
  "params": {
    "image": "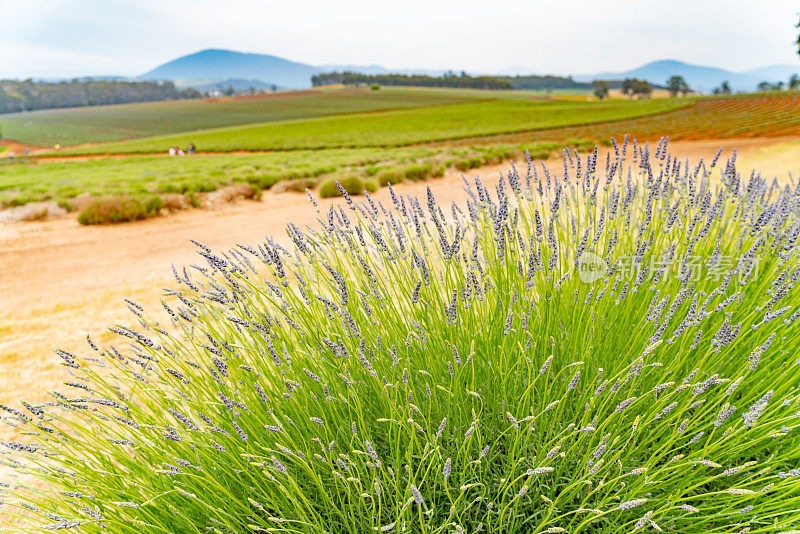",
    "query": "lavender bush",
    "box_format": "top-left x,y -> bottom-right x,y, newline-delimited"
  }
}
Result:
3,136 -> 800,533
